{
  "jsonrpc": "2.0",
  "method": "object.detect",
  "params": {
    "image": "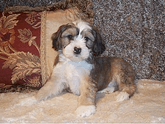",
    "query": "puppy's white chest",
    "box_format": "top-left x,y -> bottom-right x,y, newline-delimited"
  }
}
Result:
66,61 -> 92,77
66,61 -> 92,95
54,55 -> 93,95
